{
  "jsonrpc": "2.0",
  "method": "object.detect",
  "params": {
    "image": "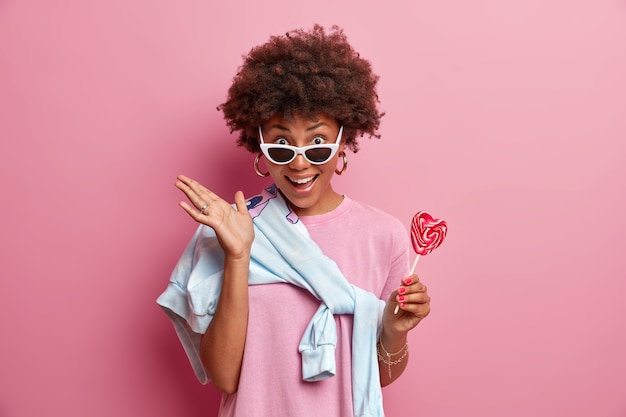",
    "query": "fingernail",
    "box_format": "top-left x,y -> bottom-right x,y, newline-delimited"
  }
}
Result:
404,278 -> 413,285
398,287 -> 406,294
401,302 -> 406,308
397,295 -> 405,302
